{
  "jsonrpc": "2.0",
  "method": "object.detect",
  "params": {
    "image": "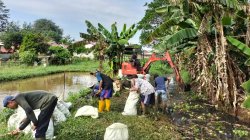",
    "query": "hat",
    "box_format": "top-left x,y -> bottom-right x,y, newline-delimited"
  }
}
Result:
3,95 -> 14,107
